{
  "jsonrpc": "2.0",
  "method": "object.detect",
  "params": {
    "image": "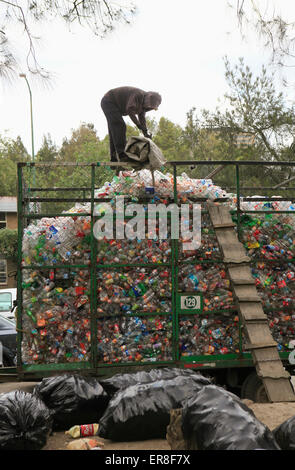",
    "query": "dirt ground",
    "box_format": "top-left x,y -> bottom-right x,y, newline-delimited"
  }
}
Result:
2,381 -> 295,450
43,433 -> 171,451
43,400 -> 295,450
